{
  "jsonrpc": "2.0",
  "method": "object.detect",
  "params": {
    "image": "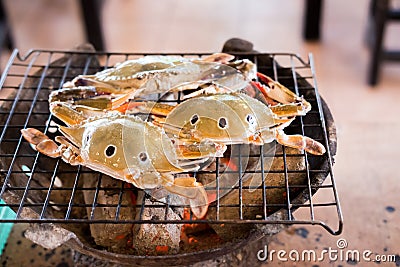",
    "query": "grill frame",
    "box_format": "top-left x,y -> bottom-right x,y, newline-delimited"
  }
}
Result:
0,49 -> 343,235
